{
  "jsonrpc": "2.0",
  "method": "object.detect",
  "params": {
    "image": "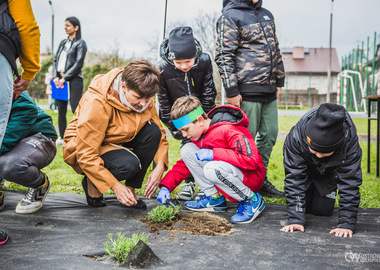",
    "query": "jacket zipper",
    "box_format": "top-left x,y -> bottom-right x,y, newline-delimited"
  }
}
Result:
185,73 -> 192,95
255,10 -> 273,83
